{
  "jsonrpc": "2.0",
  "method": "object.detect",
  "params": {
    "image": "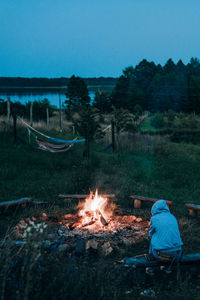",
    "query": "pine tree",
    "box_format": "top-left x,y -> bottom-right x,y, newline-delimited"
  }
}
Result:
65,75 -> 90,111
